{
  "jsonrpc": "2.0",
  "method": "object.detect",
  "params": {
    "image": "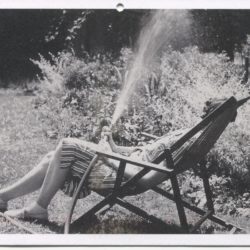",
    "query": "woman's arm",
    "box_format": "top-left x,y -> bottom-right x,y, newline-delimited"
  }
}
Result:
103,158 -> 168,193
100,127 -> 169,192
101,127 -> 141,156
108,137 -> 140,156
